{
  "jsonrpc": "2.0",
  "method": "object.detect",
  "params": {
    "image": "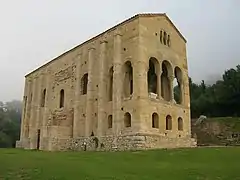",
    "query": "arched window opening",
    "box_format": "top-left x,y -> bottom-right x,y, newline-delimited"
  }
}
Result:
108,67 -> 113,101
123,61 -> 133,98
108,115 -> 113,129
59,89 -> 64,108
178,117 -> 183,131
163,31 -> 167,45
41,89 -> 46,107
174,67 -> 183,104
124,112 -> 131,128
152,113 -> 159,128
160,30 -> 163,43
161,61 -> 172,101
81,73 -> 88,95
167,35 -> 171,47
166,115 -> 172,130
148,57 -> 159,95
